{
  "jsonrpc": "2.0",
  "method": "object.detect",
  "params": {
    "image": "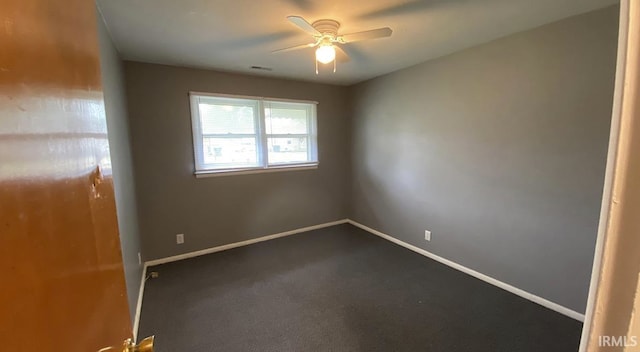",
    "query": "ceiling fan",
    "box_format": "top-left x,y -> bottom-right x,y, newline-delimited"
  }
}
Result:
273,16 -> 392,73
